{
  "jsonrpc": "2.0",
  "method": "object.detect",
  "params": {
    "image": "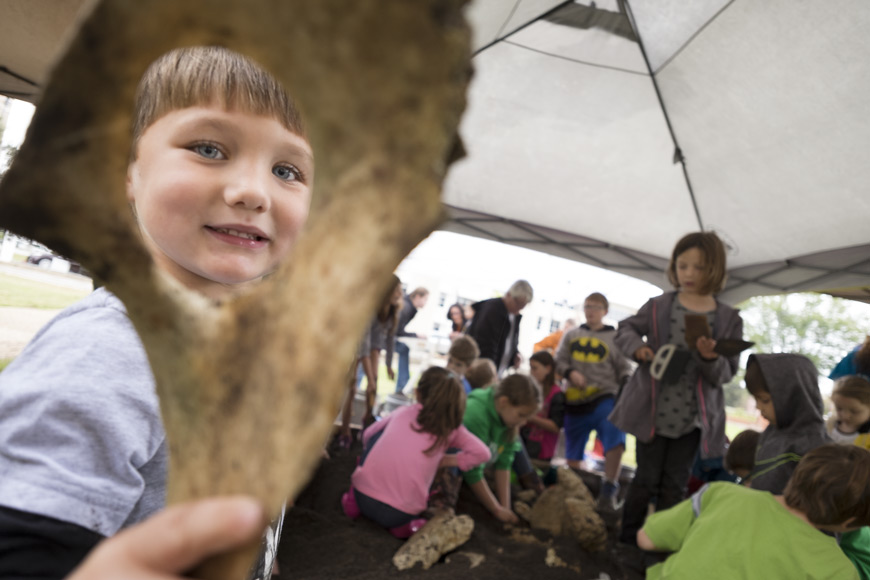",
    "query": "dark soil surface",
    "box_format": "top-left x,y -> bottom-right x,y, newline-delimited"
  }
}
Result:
278,437 -> 647,580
